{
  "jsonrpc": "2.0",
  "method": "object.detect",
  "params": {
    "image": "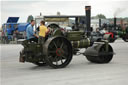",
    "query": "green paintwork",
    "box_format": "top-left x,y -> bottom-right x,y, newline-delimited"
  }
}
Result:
71,38 -> 90,48
67,31 -> 85,41
117,31 -> 126,36
52,29 -> 63,36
